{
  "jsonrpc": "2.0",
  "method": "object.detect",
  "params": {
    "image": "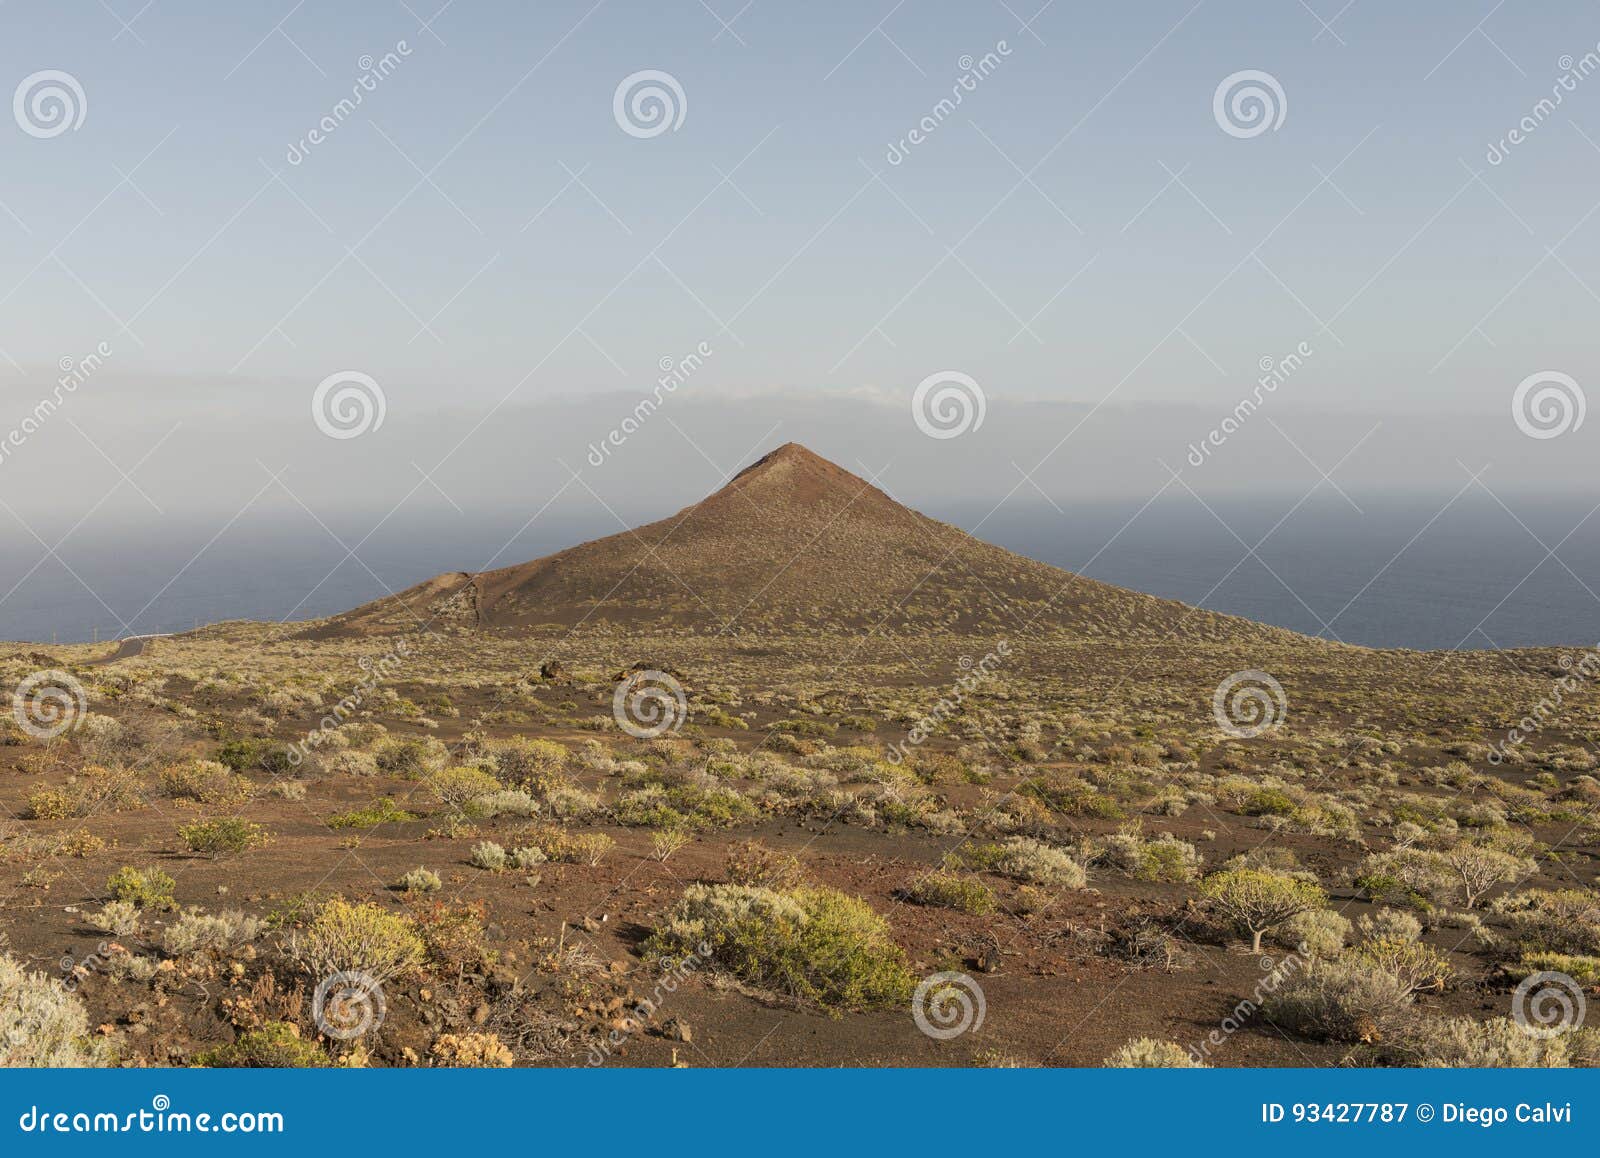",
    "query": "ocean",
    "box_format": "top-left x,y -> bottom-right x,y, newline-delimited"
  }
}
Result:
2,494 -> 1596,651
